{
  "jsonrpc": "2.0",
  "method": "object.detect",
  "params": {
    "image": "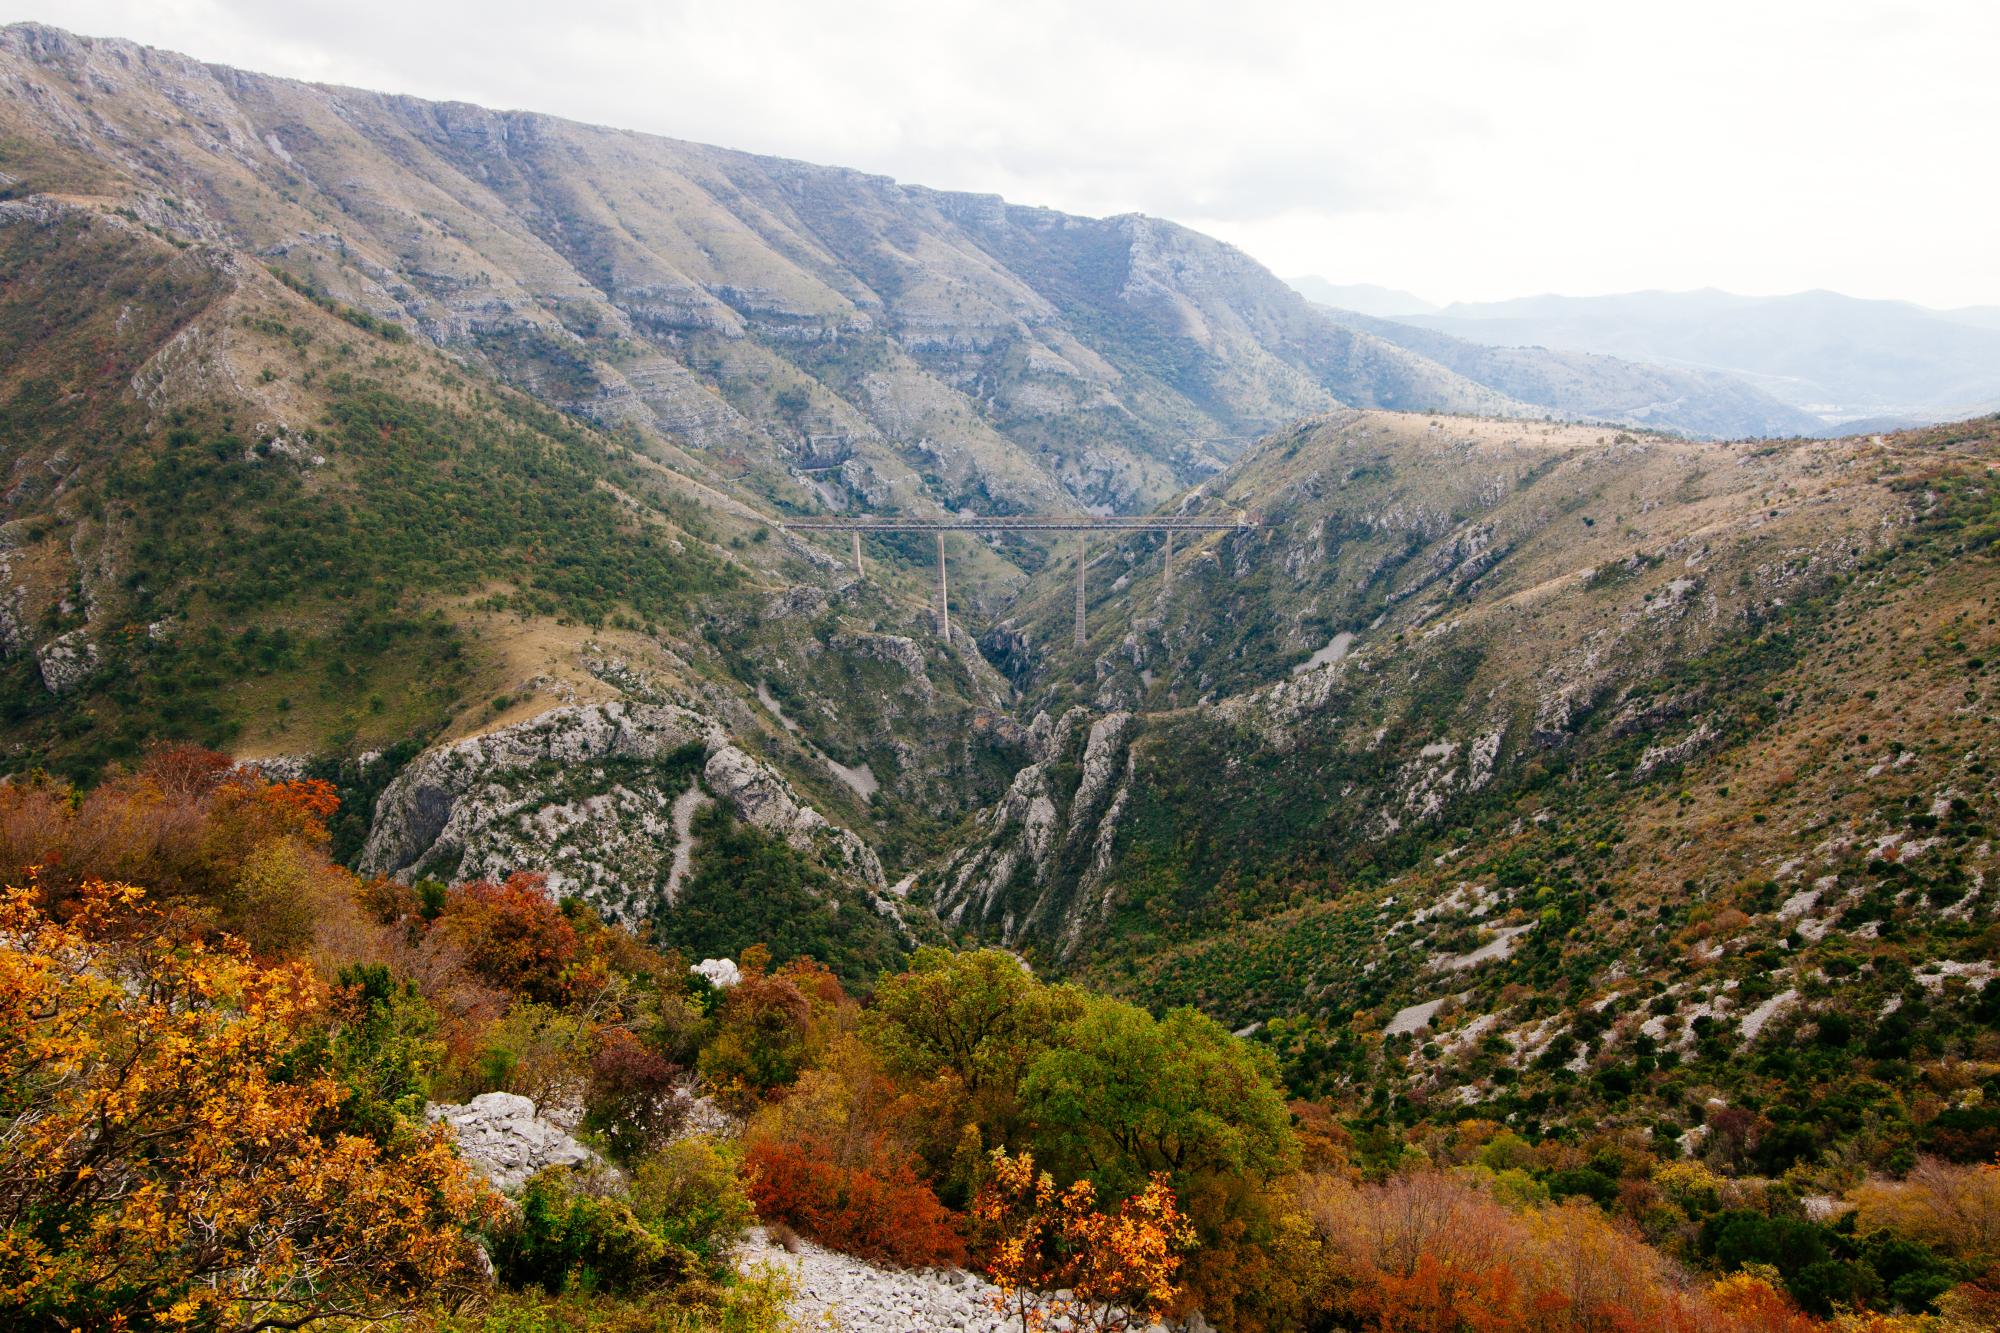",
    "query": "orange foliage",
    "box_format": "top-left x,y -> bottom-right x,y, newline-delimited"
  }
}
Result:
973,1148 -> 1195,1333
0,878 -> 494,1329
1302,1169 -> 1795,1333
741,1037 -> 964,1267
0,752 -> 356,958
744,1133 -> 965,1268
439,871 -> 586,1004
1705,1273 -> 1822,1331
259,775 -> 342,820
